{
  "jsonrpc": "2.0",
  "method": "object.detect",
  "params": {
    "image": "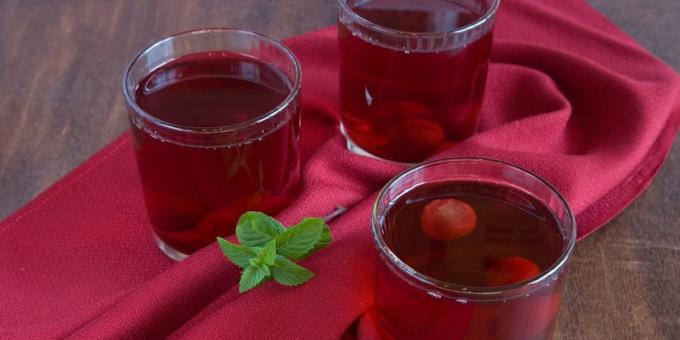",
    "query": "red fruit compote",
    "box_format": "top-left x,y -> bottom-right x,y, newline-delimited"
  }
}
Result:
123,29 -> 301,260
338,0 -> 499,163
372,158 -> 576,339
